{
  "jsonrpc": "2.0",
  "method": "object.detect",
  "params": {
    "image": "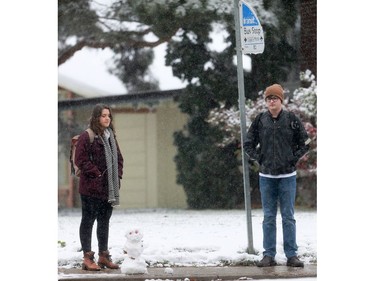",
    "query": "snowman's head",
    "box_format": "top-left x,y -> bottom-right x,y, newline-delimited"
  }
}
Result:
125,228 -> 143,242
